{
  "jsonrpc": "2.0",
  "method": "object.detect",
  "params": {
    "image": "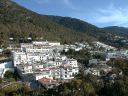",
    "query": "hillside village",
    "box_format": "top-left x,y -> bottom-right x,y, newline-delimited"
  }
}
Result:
0,0 -> 128,95
0,40 -> 128,89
